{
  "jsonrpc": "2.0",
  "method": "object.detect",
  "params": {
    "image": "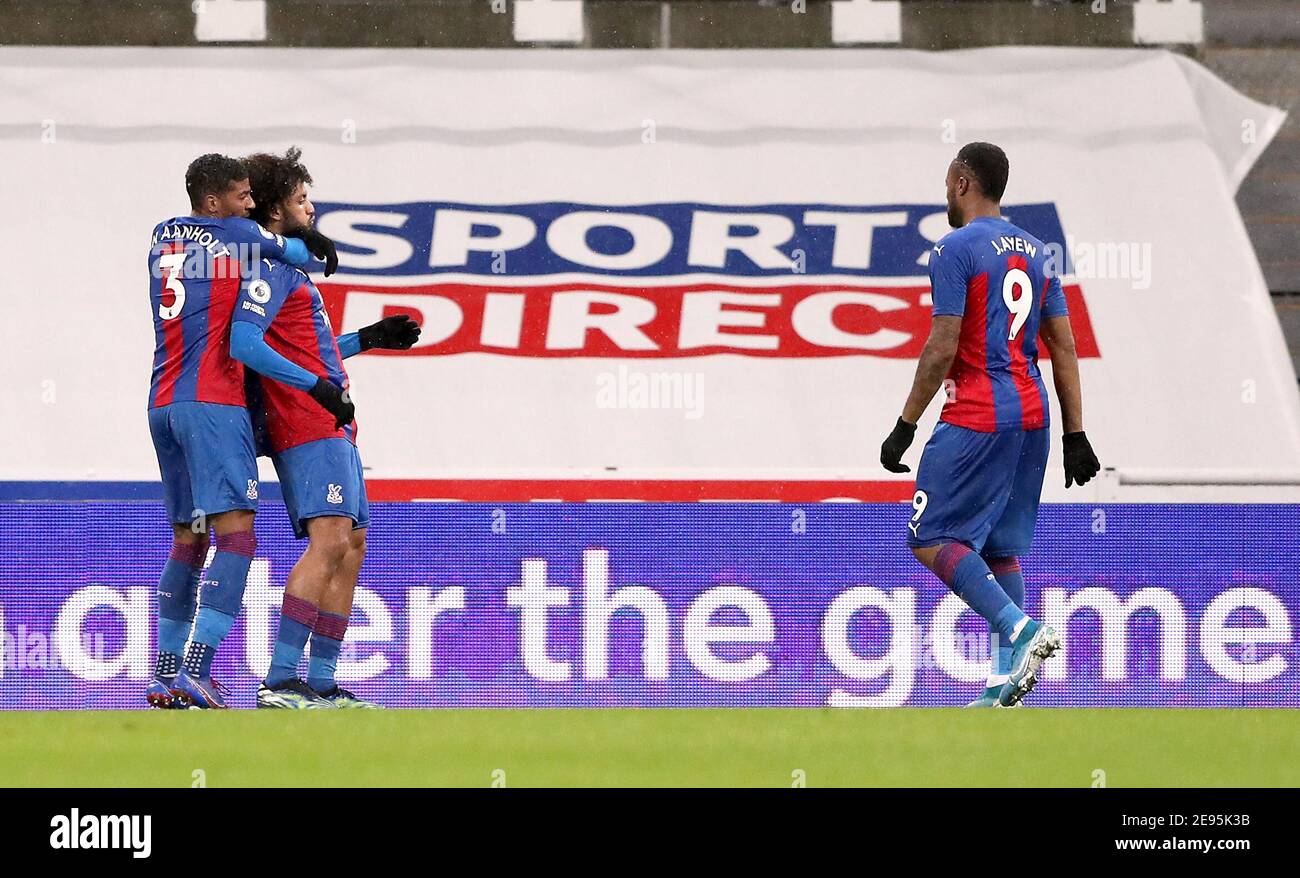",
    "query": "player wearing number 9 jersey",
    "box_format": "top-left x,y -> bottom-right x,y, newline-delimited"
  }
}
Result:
878,142 -> 1101,708
926,206 -> 1065,432
145,153 -> 320,711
